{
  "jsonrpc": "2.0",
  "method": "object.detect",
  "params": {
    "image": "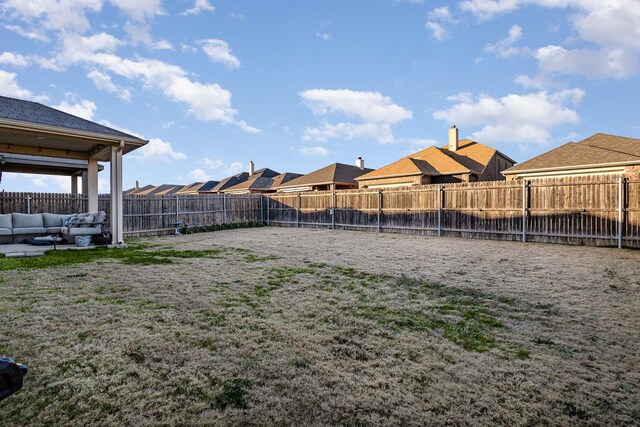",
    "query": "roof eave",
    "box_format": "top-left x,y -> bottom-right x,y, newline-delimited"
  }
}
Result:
502,160 -> 640,175
0,117 -> 148,146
